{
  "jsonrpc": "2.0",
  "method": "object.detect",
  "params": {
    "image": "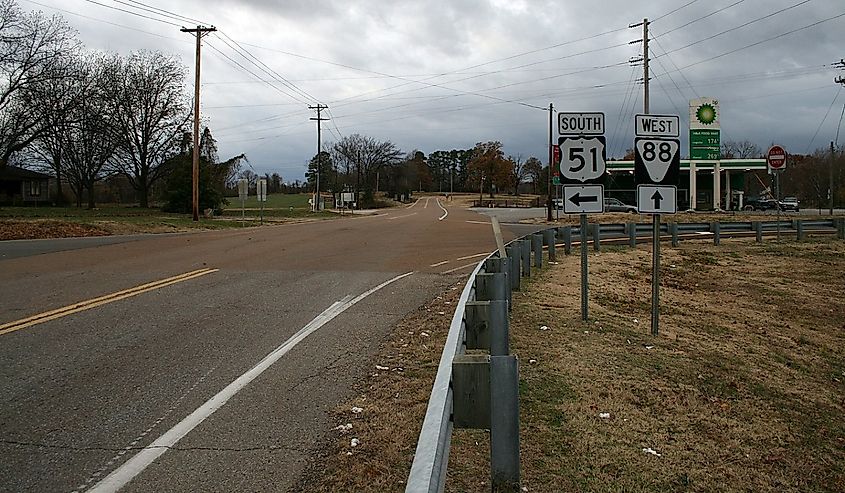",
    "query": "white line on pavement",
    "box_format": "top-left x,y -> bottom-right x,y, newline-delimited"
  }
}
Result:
436,199 -> 448,221
388,212 -> 418,221
86,271 -> 415,493
429,260 -> 450,267
441,262 -> 479,274
456,252 -> 491,261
